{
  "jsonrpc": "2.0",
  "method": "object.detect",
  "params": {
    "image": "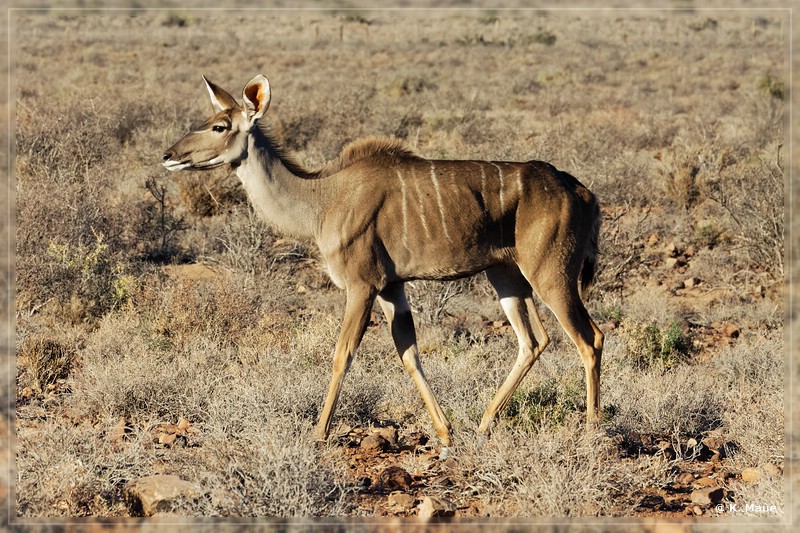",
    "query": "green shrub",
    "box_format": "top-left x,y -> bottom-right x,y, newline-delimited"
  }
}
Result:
504,378 -> 583,430
620,318 -> 689,370
757,73 -> 785,100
